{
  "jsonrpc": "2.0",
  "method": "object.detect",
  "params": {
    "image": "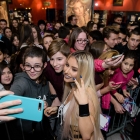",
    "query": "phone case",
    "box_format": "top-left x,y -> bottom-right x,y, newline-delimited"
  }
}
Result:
0,95 -> 44,122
